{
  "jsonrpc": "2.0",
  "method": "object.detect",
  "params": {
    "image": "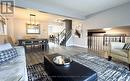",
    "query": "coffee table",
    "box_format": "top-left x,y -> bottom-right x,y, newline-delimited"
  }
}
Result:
44,54 -> 97,81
